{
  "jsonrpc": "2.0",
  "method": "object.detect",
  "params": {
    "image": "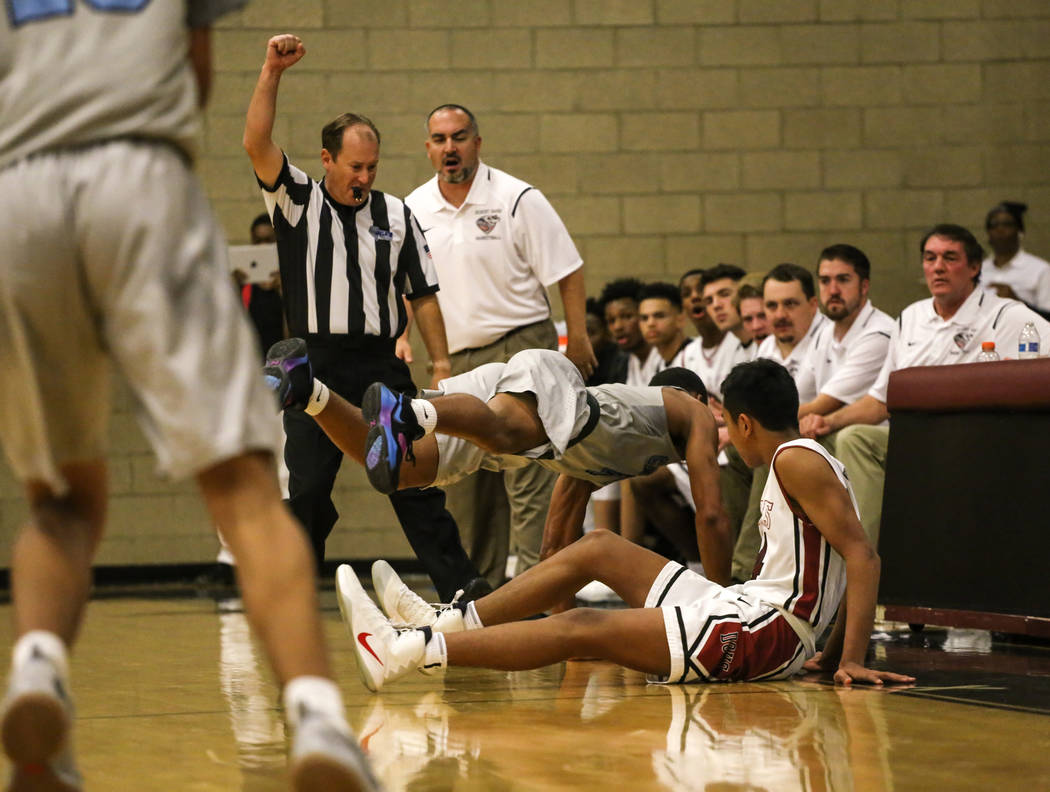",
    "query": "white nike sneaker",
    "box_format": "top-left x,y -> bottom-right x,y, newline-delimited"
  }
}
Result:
288,703 -> 381,792
335,565 -> 427,692
1,648 -> 82,791
370,561 -> 465,633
